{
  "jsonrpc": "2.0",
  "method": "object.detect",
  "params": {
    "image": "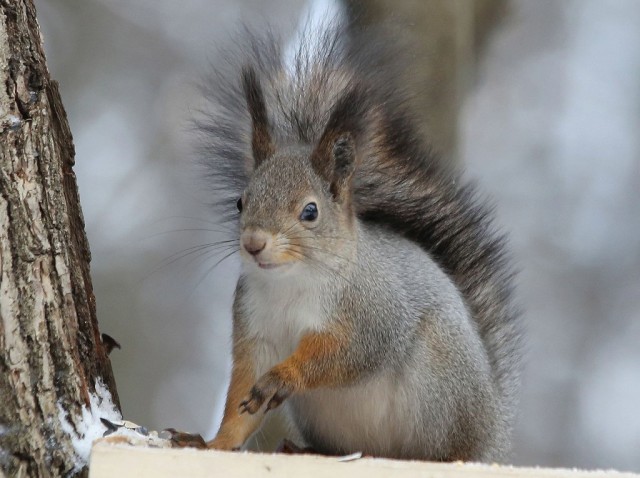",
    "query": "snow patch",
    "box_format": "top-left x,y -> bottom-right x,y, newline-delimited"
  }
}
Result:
58,379 -> 122,471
